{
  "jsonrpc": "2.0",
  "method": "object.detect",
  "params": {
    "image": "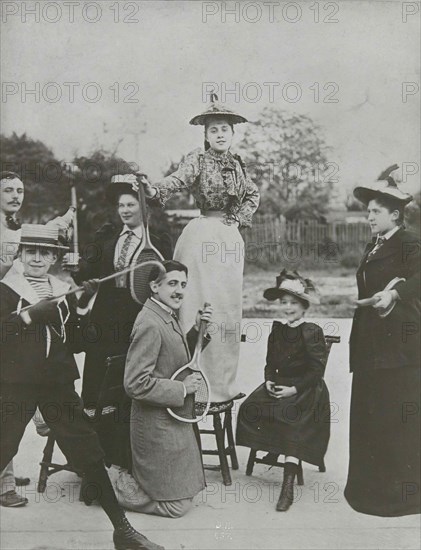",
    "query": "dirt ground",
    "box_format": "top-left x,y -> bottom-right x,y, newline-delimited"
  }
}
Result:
1,319 -> 419,550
